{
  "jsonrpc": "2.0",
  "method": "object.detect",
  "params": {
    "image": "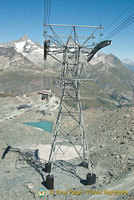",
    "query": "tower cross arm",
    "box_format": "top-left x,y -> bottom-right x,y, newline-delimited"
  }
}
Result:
44,24 -> 104,29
